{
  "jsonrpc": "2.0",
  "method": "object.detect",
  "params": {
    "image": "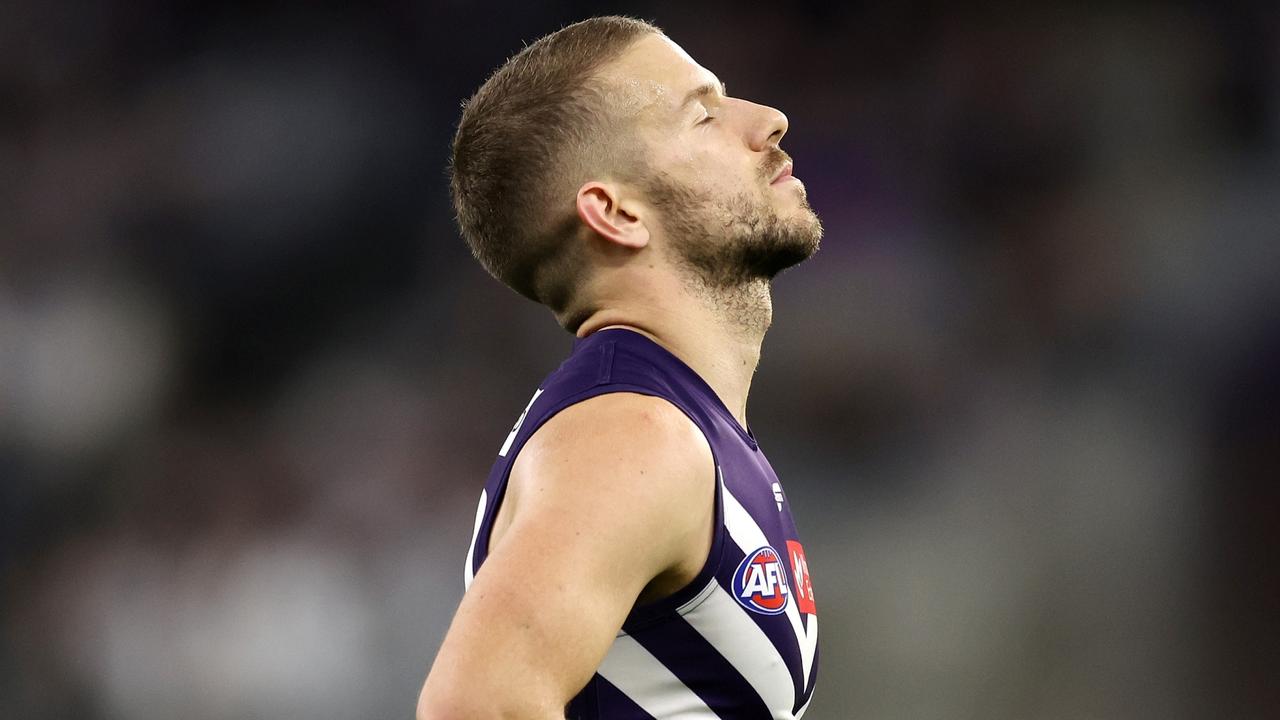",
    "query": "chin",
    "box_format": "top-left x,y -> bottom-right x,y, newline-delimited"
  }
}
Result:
744,218 -> 823,280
